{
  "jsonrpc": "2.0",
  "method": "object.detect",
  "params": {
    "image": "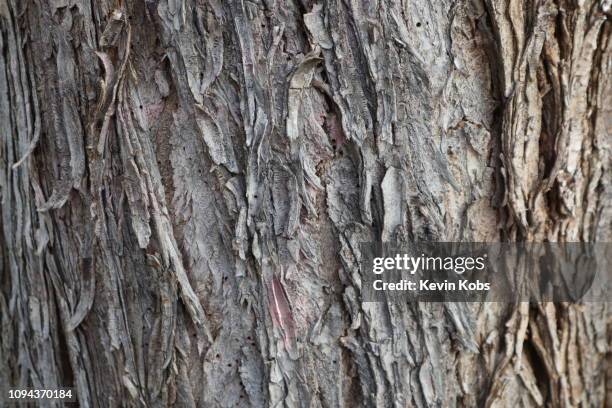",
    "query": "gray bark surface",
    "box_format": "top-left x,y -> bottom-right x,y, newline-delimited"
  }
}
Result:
0,0 -> 609,407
